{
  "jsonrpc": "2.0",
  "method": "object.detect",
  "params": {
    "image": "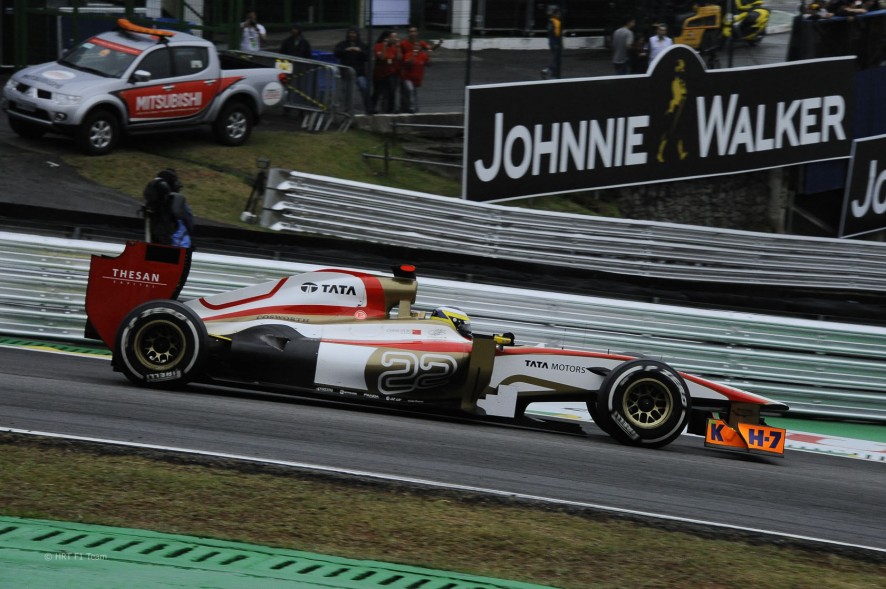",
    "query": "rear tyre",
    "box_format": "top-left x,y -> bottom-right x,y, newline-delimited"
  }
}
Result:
77,109 -> 119,155
594,360 -> 690,448
114,300 -> 207,387
9,117 -> 47,139
213,101 -> 253,146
